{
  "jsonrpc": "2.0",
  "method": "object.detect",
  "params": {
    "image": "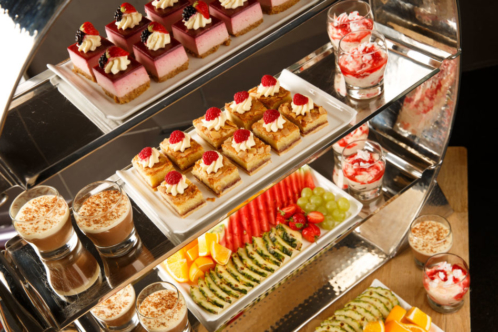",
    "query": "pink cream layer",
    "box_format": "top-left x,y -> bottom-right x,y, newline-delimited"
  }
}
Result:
94,61 -> 150,98
134,42 -> 188,79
